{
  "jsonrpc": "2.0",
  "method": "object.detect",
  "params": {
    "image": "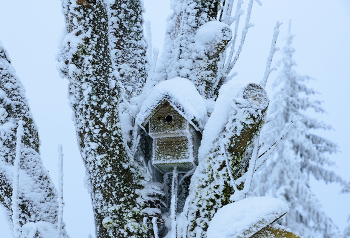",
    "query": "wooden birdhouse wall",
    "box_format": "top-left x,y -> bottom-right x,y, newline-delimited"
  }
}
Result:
144,99 -> 201,174
149,100 -> 187,135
